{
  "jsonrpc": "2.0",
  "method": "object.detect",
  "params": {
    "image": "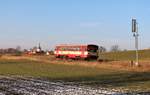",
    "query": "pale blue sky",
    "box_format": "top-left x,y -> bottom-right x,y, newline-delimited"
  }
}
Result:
0,0 -> 150,50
